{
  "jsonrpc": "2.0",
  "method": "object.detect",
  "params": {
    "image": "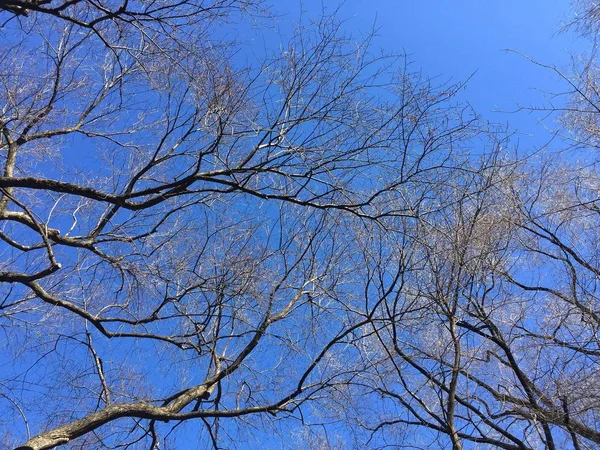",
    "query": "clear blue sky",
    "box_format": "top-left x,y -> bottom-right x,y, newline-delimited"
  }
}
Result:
274,1 -> 582,151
